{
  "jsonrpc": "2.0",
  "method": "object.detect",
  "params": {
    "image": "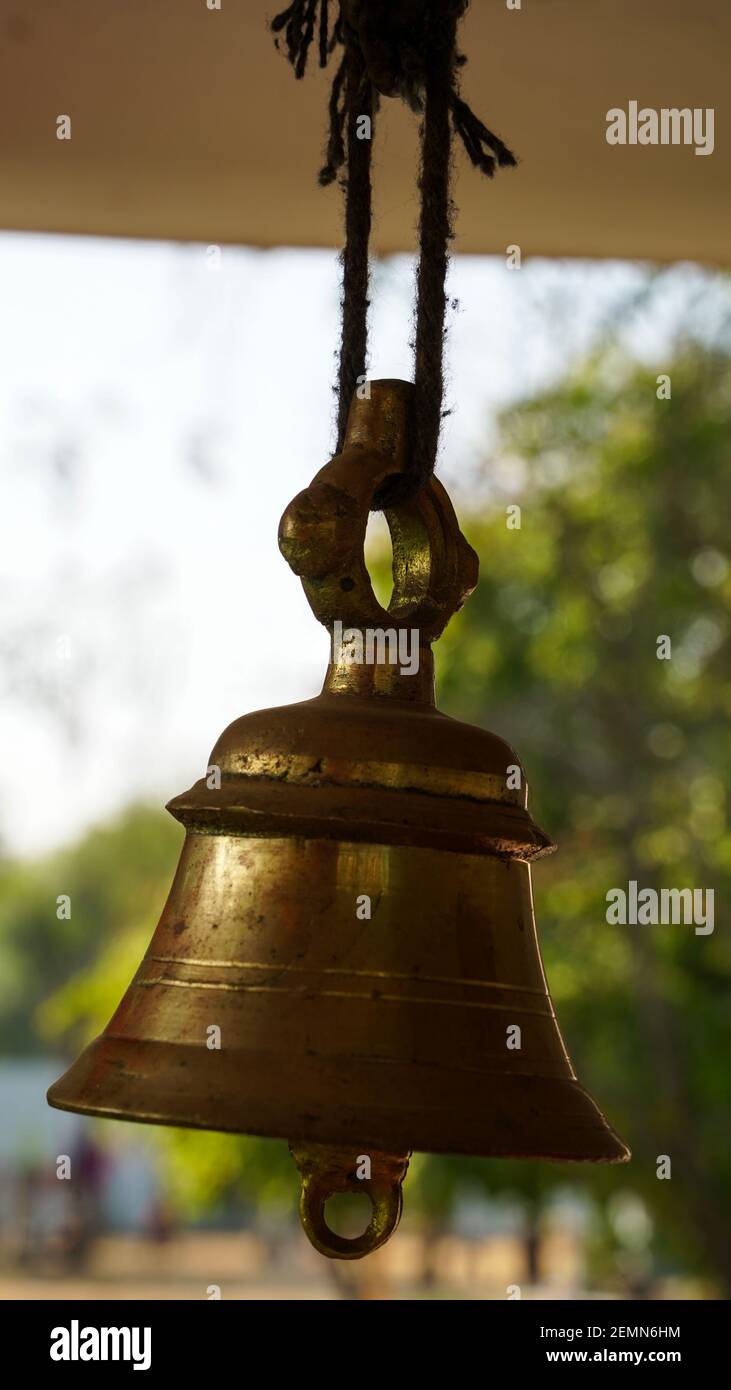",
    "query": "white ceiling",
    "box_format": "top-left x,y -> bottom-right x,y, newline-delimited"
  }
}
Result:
0,0 -> 727,262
